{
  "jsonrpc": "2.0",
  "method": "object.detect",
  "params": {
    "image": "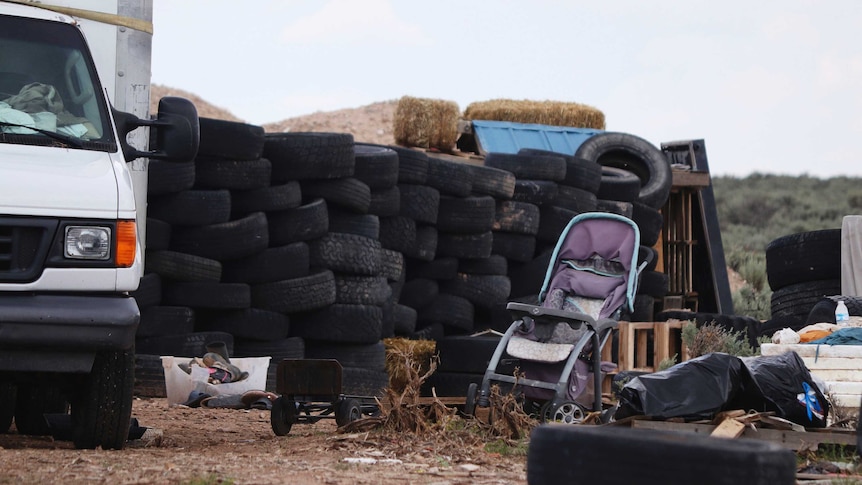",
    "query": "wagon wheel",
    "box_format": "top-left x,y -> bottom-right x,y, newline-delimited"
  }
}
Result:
464,382 -> 478,417
548,401 -> 587,425
271,396 -> 296,436
335,398 -> 362,427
